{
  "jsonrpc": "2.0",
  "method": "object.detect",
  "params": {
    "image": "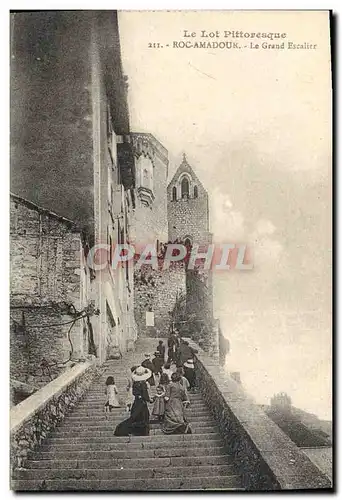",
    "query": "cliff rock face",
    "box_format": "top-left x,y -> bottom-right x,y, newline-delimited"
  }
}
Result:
262,403 -> 332,448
